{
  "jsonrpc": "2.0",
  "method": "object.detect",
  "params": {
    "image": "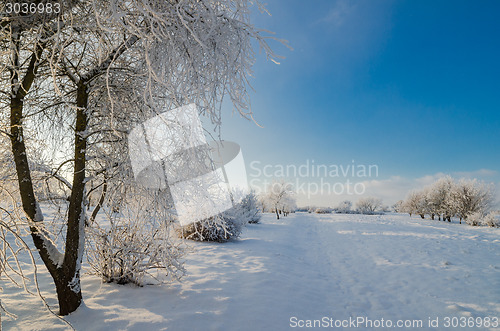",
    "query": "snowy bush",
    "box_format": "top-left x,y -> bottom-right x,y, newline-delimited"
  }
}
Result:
482,212 -> 500,227
315,207 -> 332,214
467,212 -> 499,227
177,207 -> 248,242
466,212 -> 482,226
177,198 -> 251,242
86,190 -> 185,286
240,191 -> 262,224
